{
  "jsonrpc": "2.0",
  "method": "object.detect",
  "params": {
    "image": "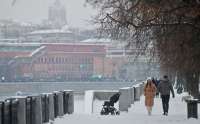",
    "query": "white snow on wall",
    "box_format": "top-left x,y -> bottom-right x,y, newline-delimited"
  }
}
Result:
84,90 -> 94,114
